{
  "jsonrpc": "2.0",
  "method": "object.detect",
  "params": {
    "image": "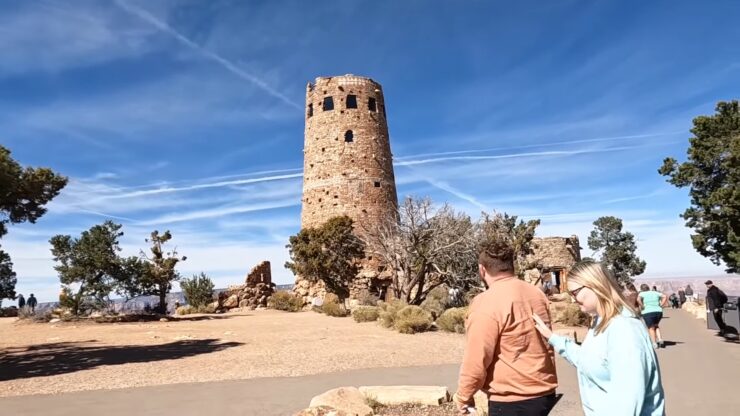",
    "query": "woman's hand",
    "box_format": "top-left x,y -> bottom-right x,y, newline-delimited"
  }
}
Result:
532,313 -> 553,340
